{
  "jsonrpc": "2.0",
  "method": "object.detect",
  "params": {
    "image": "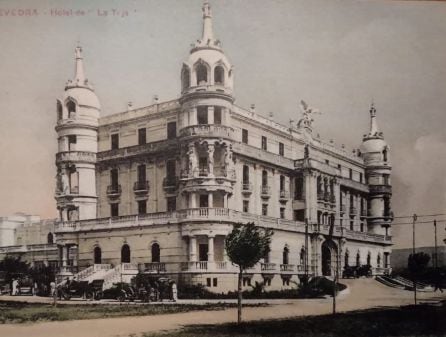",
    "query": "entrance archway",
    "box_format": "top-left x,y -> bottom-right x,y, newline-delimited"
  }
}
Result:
321,240 -> 338,276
